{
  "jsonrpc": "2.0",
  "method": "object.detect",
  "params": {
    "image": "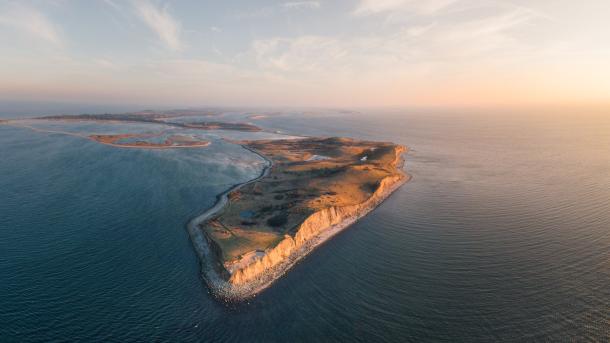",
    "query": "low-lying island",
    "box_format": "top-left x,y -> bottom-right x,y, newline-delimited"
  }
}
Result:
189,137 -> 409,300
